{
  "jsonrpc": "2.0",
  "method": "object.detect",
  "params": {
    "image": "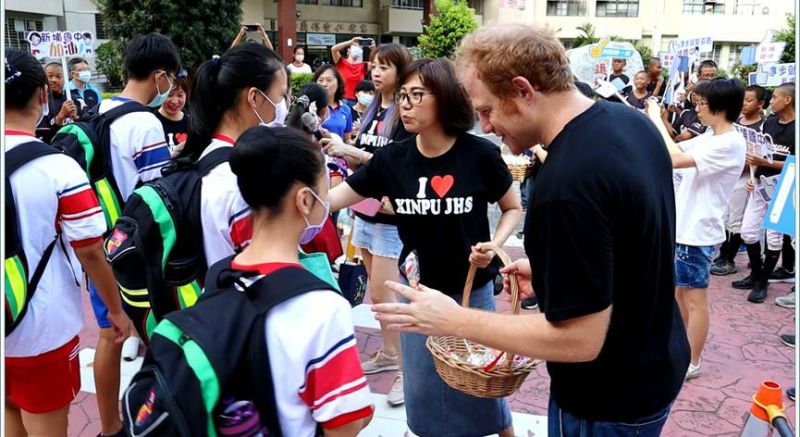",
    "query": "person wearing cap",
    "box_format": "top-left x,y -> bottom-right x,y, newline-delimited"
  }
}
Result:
69,57 -> 102,110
